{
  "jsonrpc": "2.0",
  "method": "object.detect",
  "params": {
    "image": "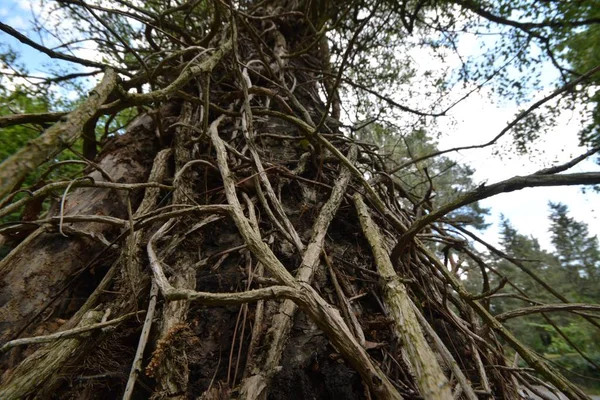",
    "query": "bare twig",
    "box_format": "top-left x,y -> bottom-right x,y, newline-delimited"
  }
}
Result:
0,311 -> 142,354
